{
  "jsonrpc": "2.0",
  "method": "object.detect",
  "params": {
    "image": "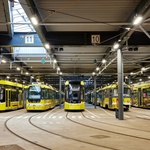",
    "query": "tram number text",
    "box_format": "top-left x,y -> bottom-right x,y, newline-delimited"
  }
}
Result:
91,35 -> 100,44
